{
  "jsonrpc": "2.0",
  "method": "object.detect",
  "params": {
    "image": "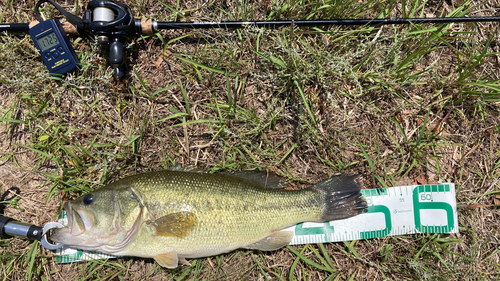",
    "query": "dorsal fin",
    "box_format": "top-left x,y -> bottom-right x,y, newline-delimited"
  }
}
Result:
166,167 -> 286,188
223,170 -> 286,189
168,165 -> 207,173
